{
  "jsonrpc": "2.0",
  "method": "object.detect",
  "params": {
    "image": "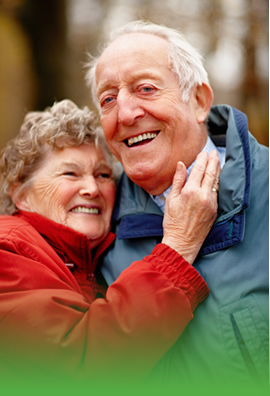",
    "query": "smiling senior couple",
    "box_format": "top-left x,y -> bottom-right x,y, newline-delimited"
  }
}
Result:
0,20 -> 268,391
